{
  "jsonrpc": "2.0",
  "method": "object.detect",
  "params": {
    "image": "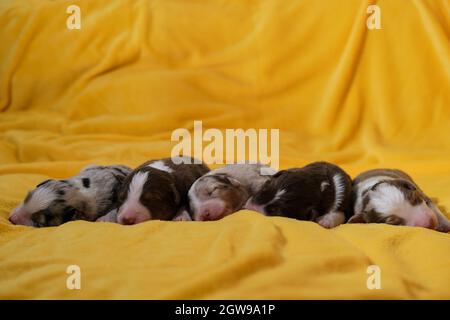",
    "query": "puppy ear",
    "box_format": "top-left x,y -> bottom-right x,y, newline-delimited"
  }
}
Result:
214,173 -> 241,187
347,213 -> 367,224
36,179 -> 53,188
225,176 -> 241,188
112,173 -> 126,185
